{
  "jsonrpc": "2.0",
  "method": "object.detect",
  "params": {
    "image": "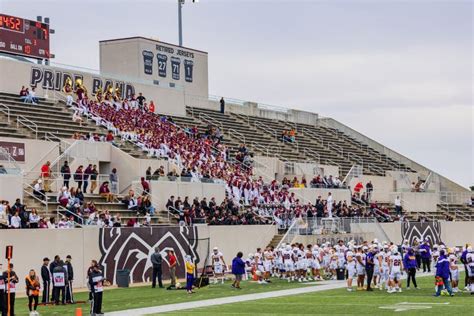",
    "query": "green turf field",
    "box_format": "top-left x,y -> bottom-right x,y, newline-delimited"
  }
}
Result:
13,278 -> 314,315
12,273 -> 471,315
163,274 -> 472,316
